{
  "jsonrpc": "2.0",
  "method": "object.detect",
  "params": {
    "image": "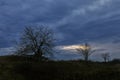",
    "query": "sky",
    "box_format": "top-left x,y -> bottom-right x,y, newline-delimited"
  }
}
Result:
0,0 -> 120,61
